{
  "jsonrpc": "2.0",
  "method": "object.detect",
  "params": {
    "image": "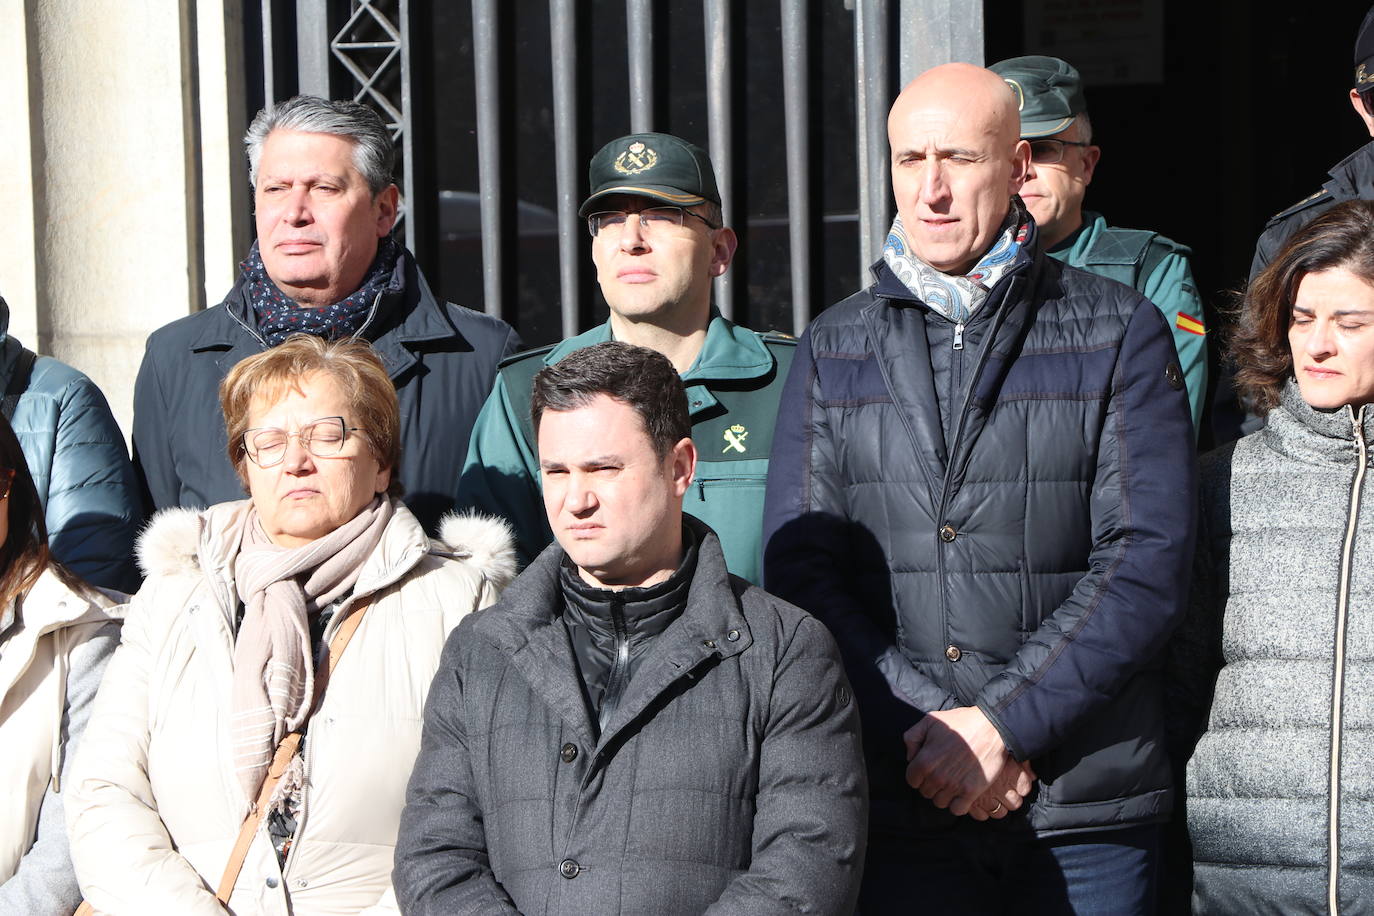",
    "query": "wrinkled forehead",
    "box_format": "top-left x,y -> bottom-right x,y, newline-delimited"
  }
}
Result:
889,97 -> 1012,157
245,371 -> 351,423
